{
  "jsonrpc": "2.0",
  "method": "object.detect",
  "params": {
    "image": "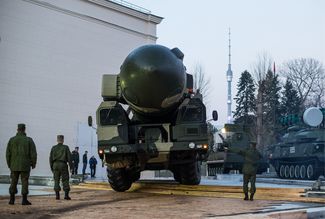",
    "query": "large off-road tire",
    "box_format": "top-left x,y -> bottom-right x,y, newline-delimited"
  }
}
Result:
180,160 -> 201,185
107,168 -> 132,192
173,168 -> 182,183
